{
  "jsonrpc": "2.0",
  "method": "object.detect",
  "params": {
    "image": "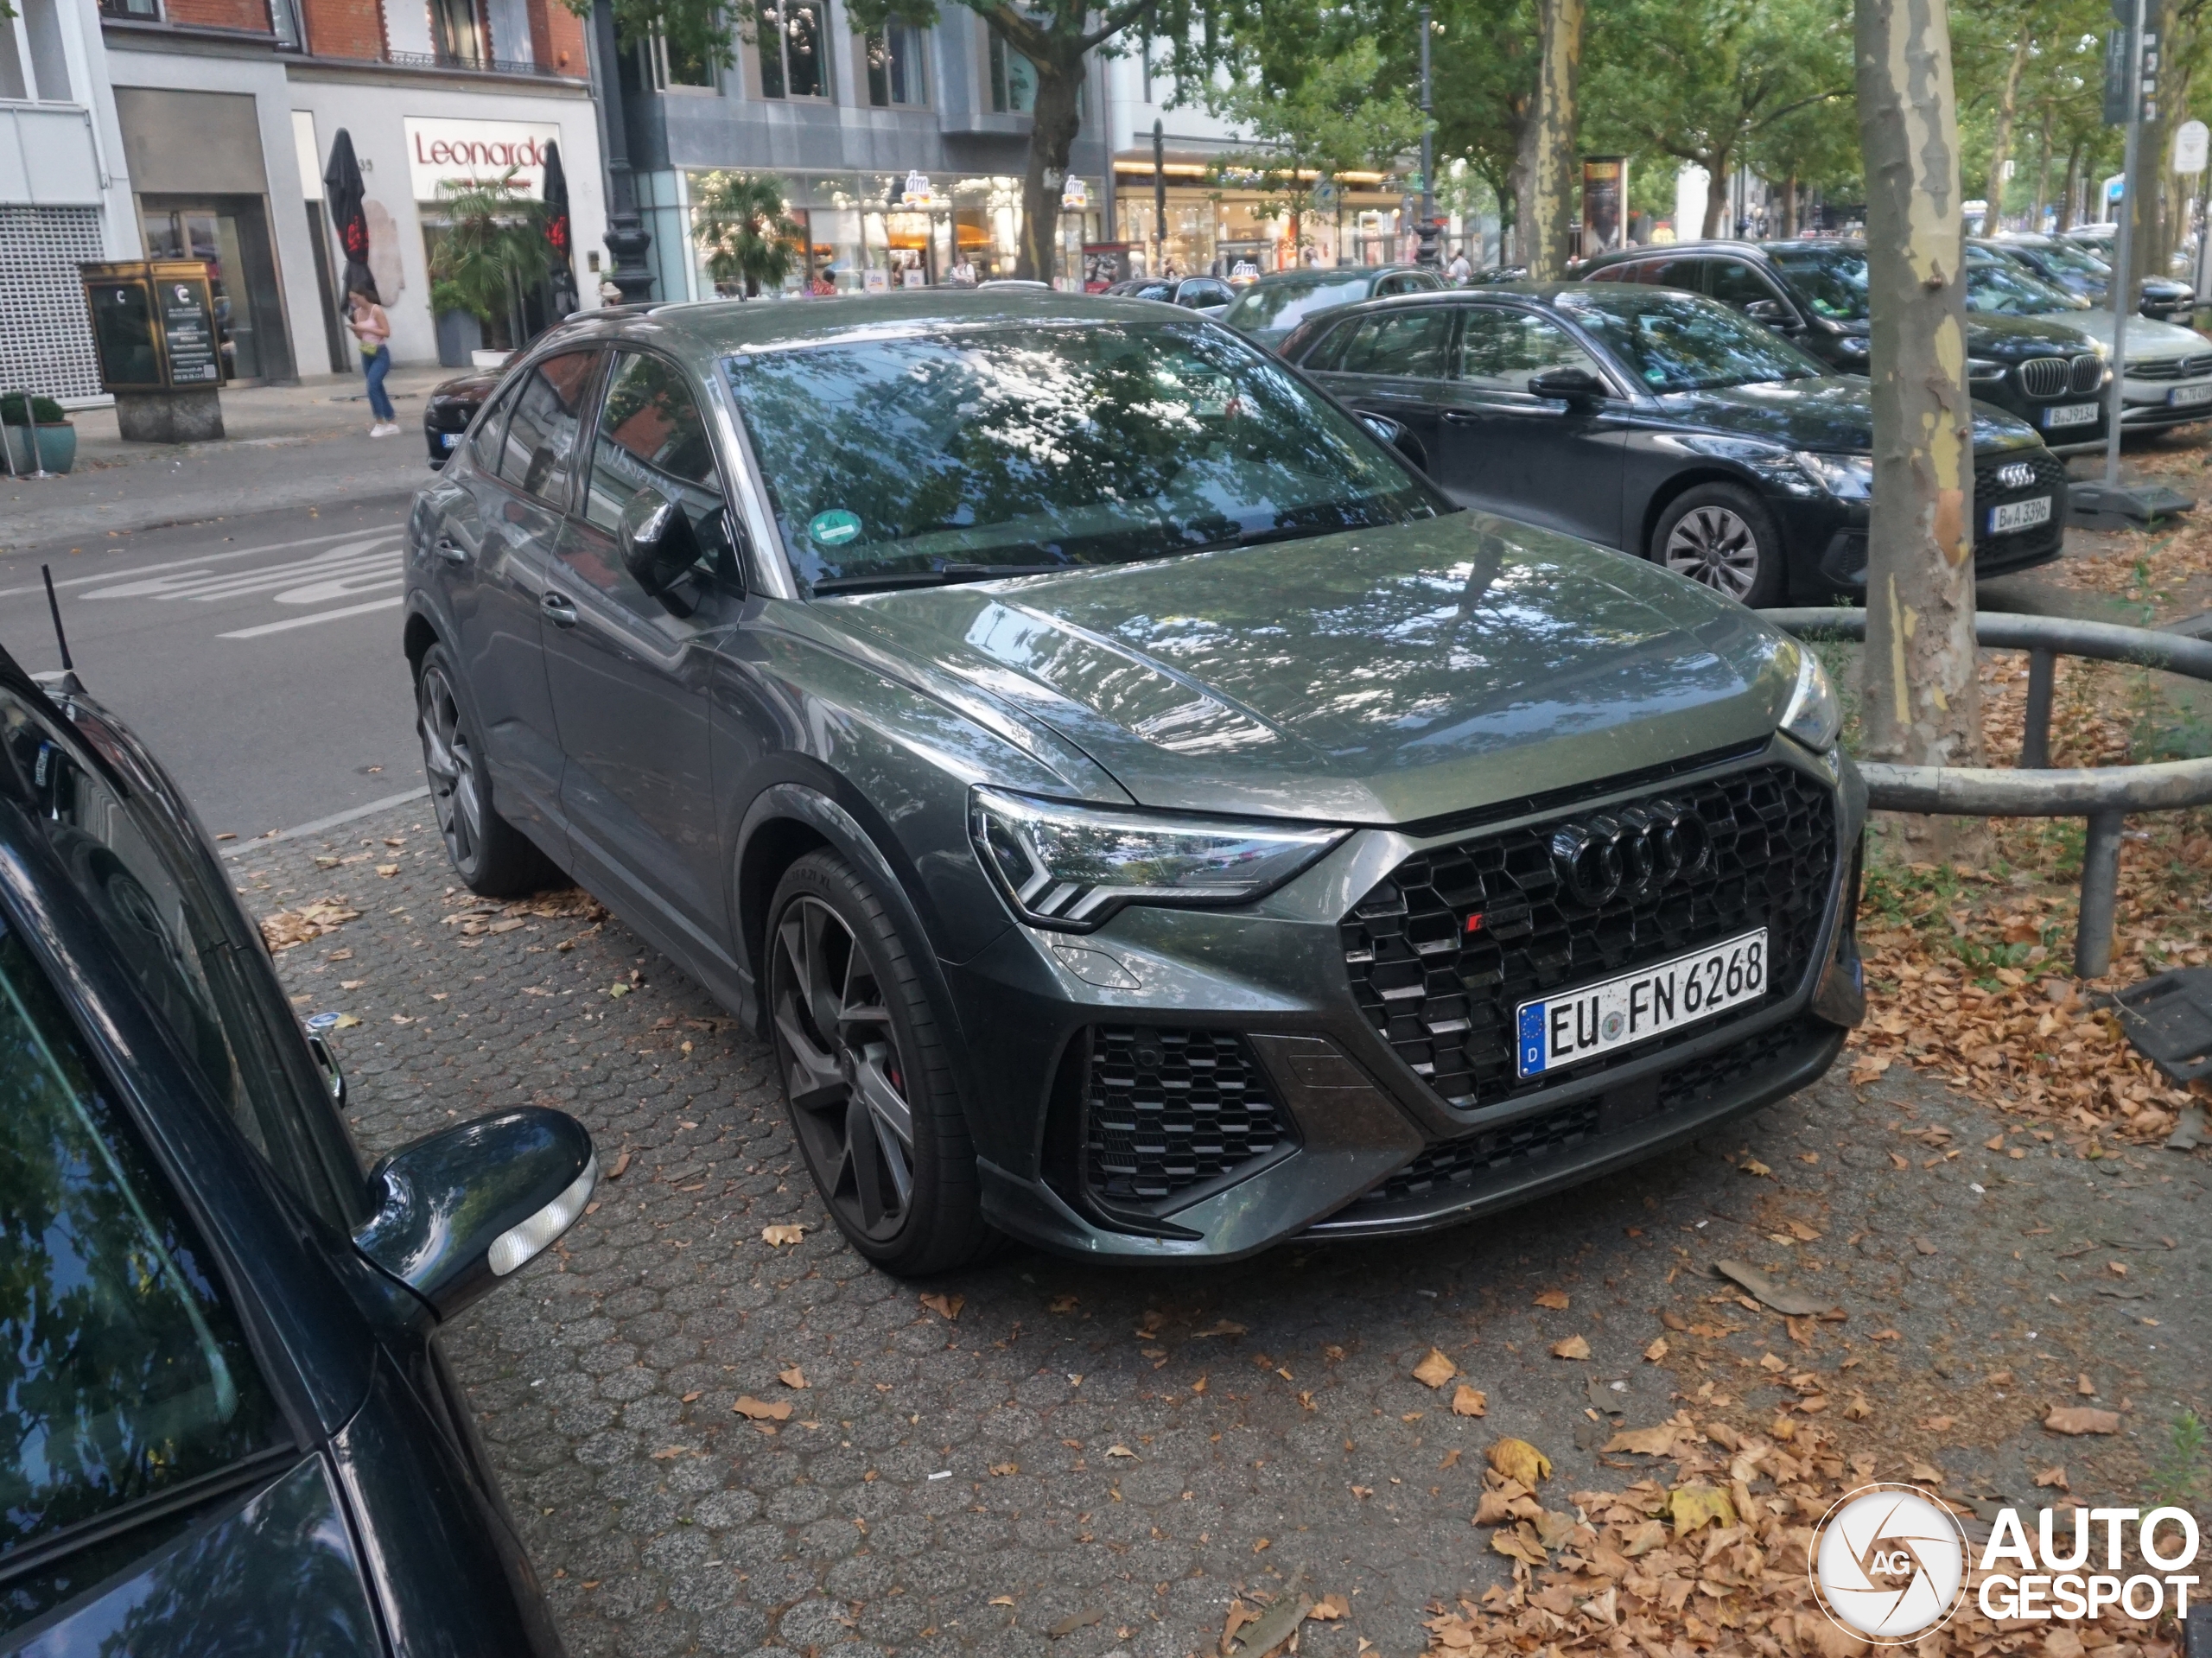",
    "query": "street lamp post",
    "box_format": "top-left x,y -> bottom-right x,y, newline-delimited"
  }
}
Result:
591,0 -> 654,303
1153,118 -> 1167,277
1419,5 -> 1434,233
